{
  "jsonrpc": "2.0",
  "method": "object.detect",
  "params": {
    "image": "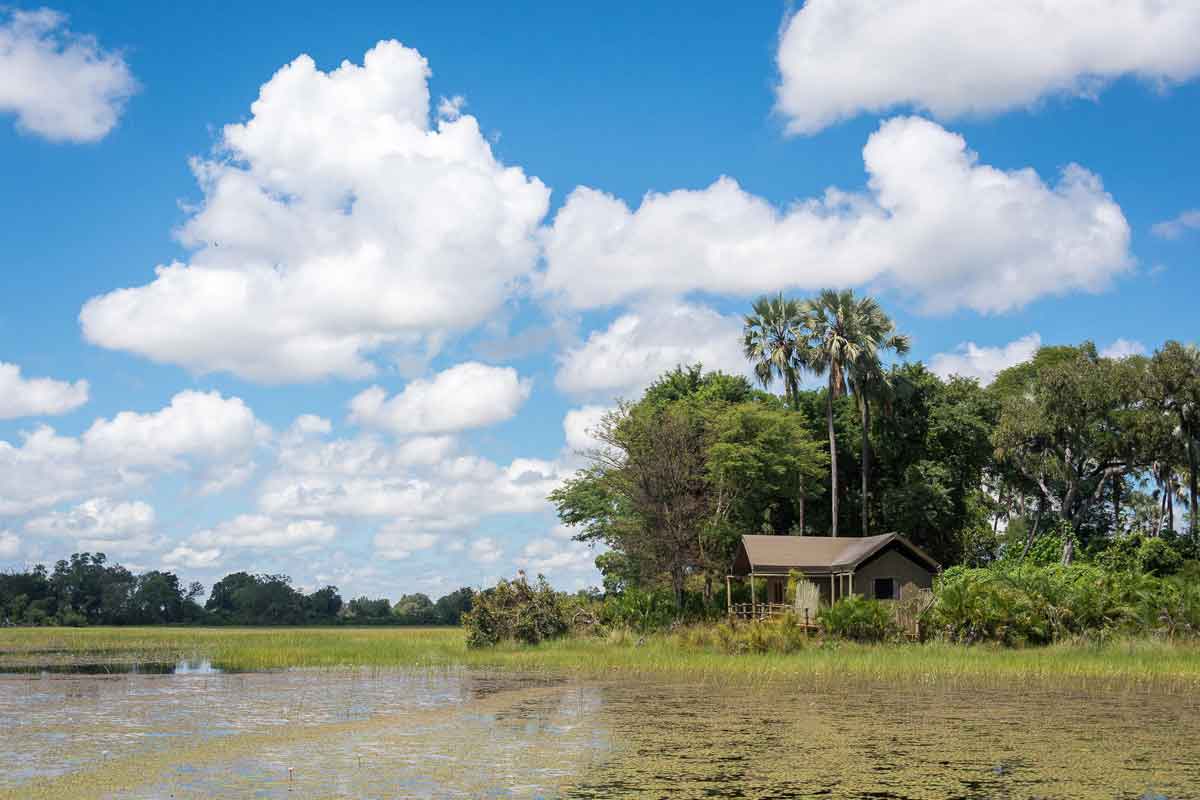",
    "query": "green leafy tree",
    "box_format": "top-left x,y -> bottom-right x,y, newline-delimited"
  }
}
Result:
551,366 -> 825,608
1148,341 -> 1200,538
993,344 -> 1146,563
